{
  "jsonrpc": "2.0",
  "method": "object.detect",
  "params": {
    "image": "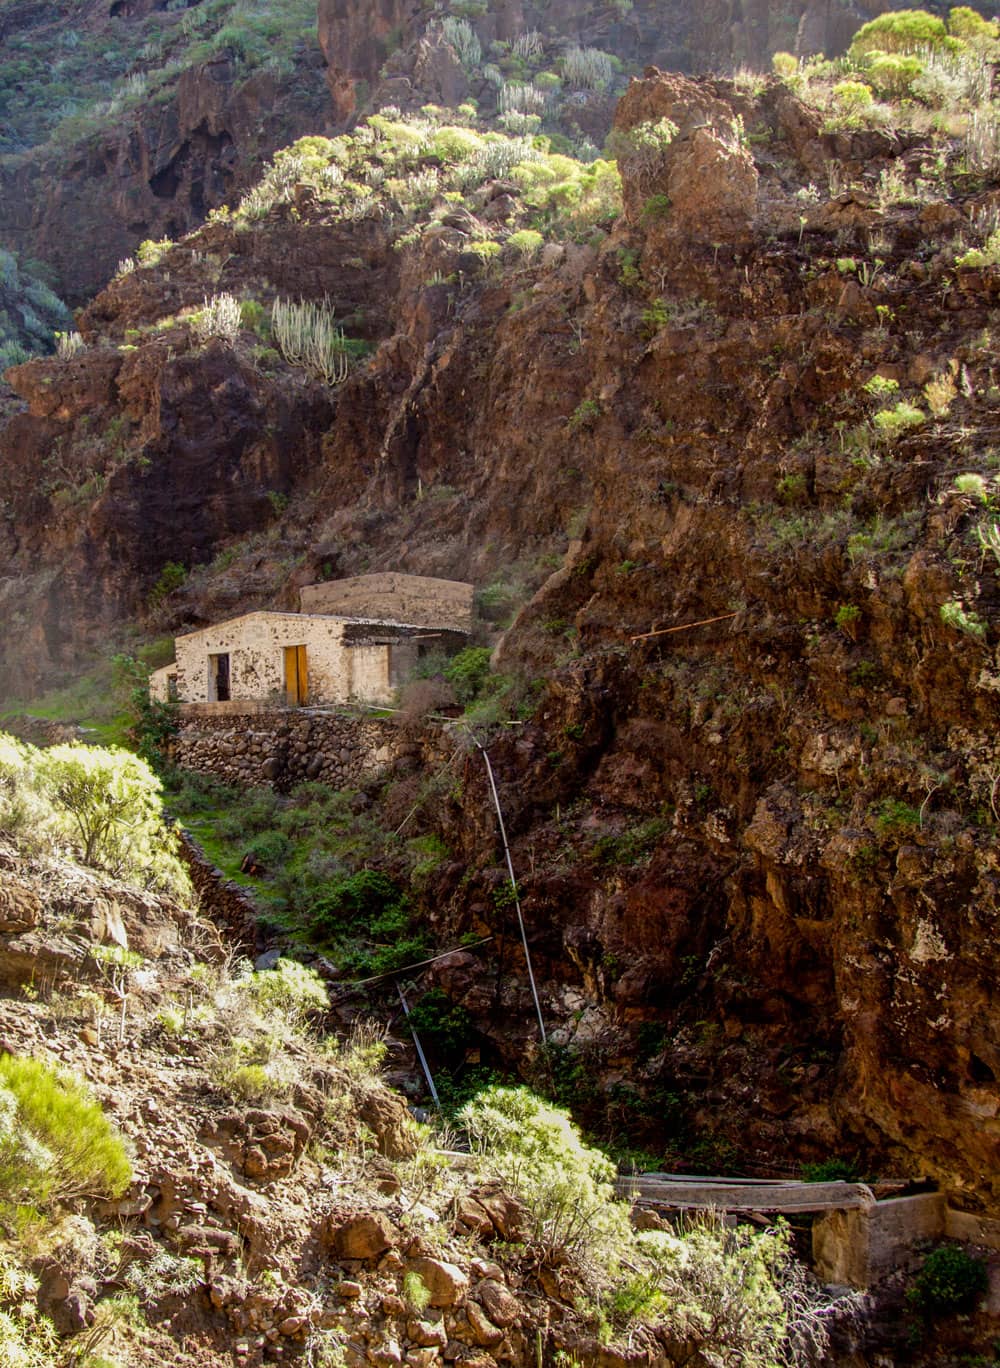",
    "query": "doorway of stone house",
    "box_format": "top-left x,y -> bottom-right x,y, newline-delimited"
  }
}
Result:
209,652 -> 231,702
284,644 -> 308,705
